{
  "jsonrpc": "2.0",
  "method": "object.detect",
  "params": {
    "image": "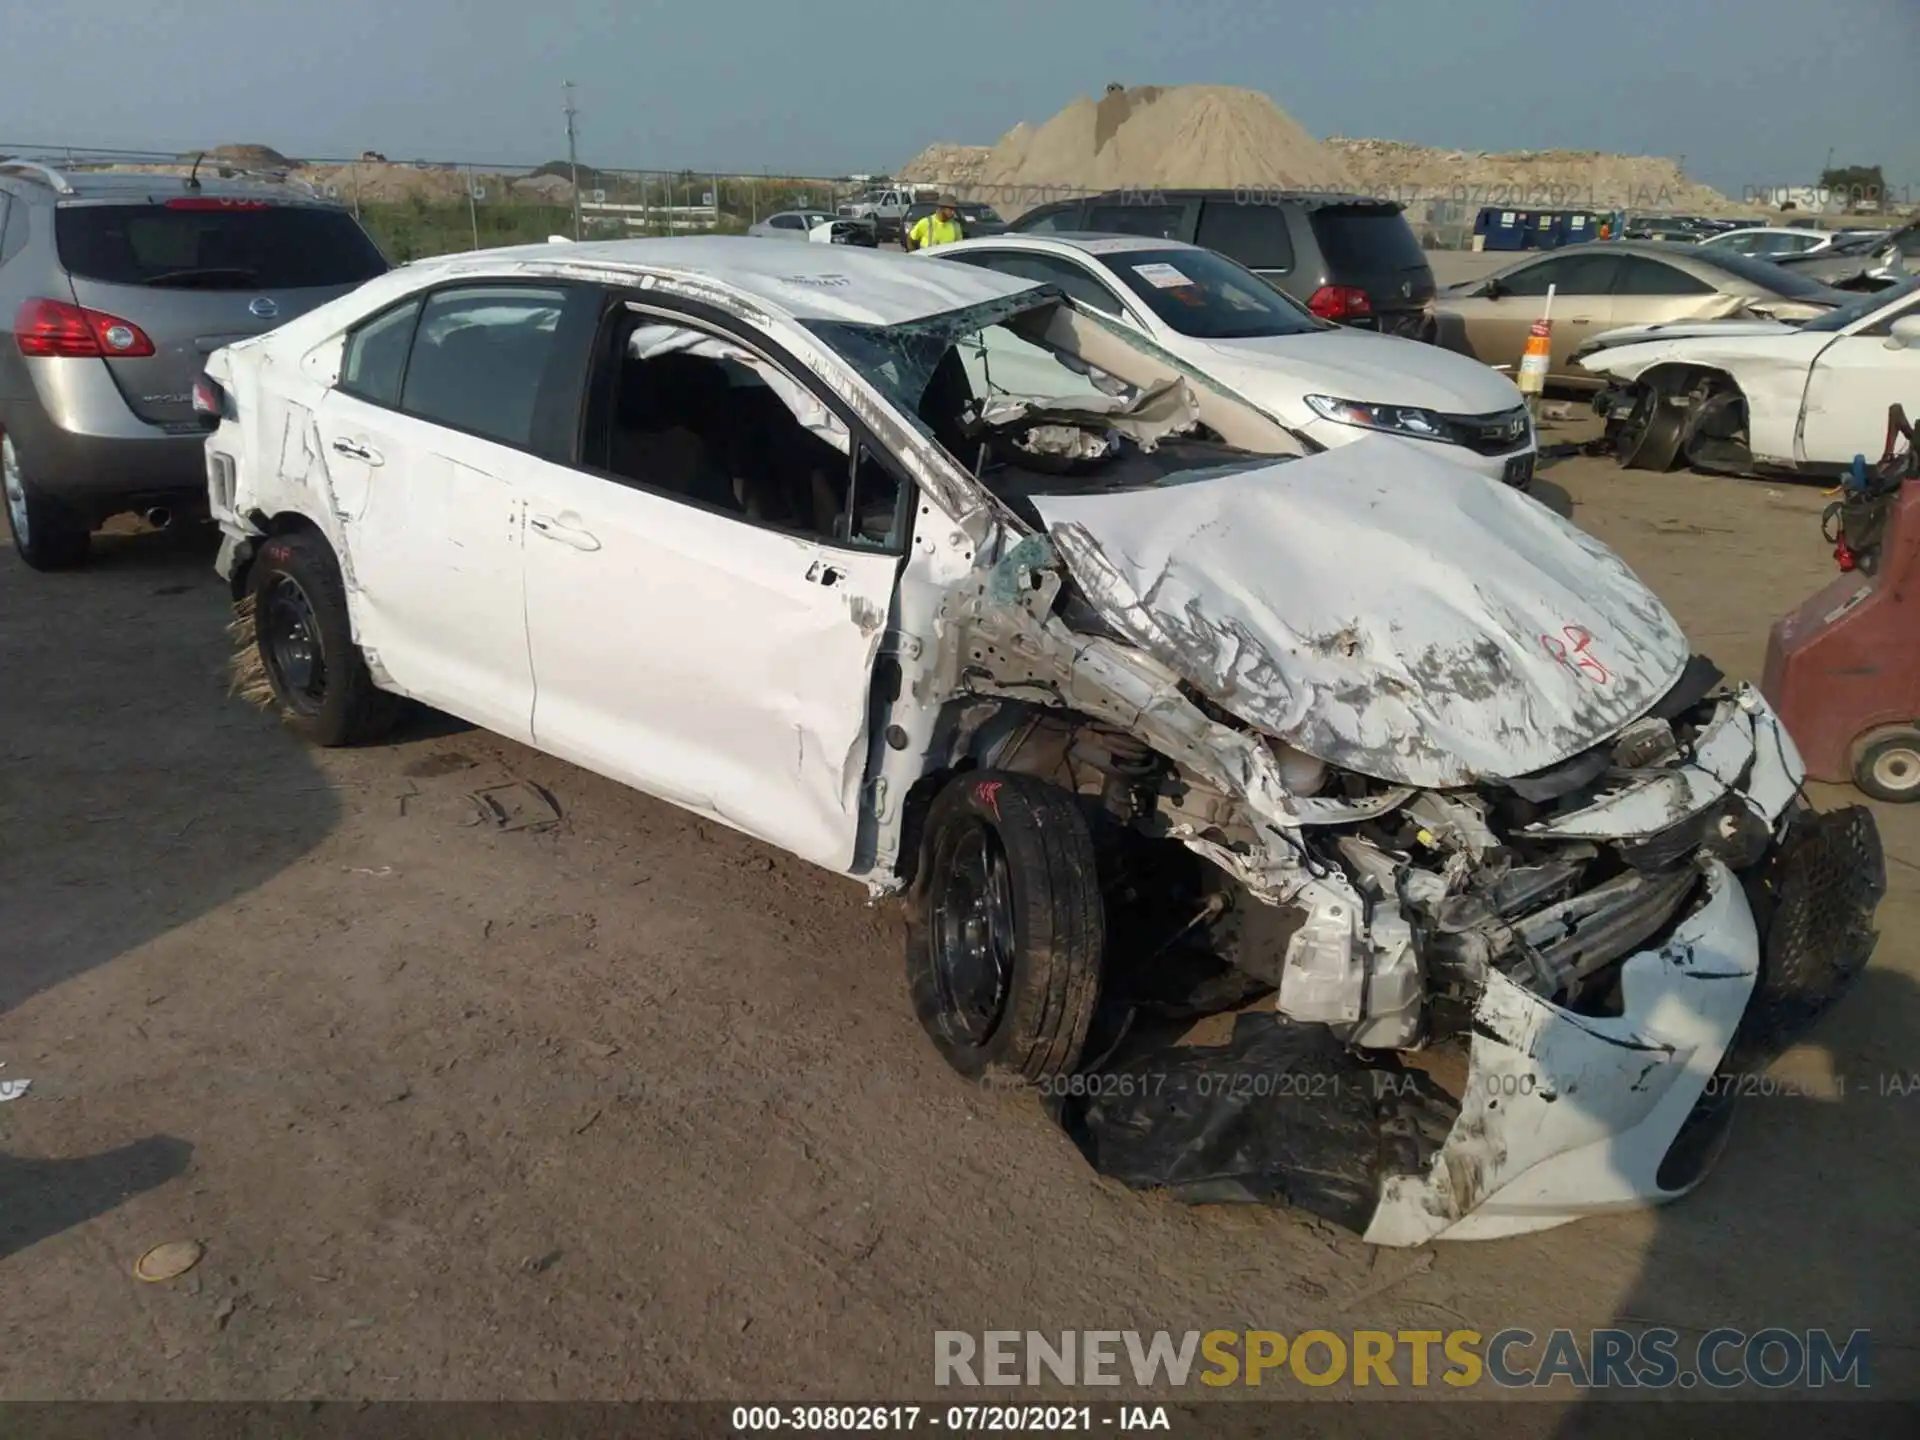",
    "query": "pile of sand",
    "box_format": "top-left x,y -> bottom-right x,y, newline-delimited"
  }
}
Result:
939,85 -> 1356,216
1327,138 -> 1740,216
897,142 -> 995,191
301,161 -> 486,203
902,99 -> 1753,223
